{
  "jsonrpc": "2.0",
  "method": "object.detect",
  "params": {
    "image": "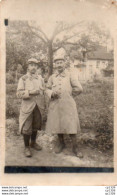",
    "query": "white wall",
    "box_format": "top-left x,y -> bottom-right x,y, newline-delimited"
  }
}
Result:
86,59 -> 108,80
73,59 -> 109,82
